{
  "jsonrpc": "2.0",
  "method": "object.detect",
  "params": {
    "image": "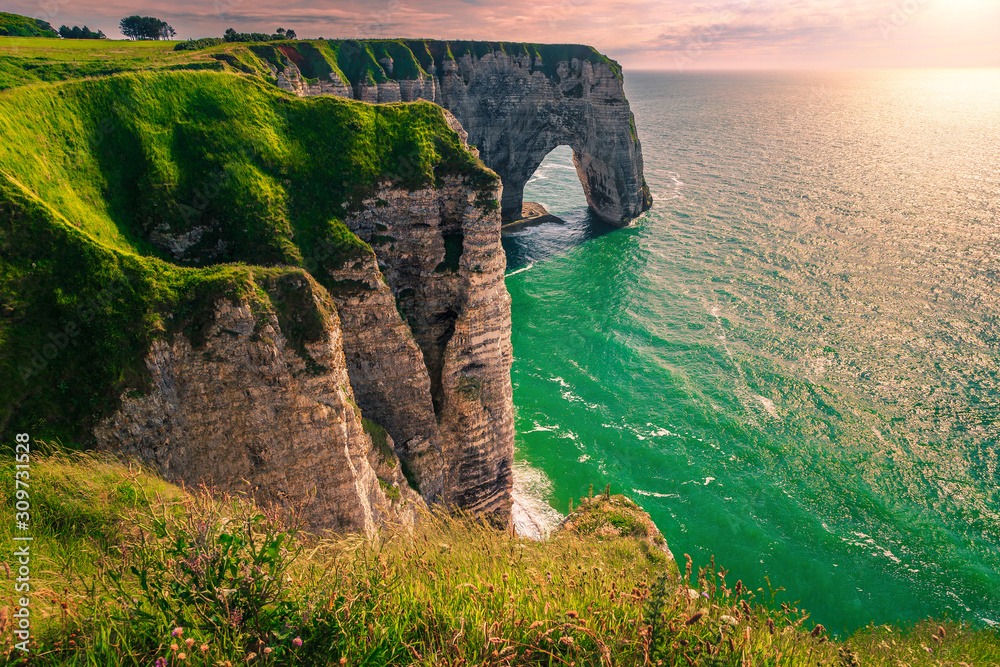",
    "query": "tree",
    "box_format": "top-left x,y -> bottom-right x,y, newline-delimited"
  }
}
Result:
284,29 -> 296,39
276,27 -> 285,36
119,15 -> 174,40
59,24 -> 107,39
